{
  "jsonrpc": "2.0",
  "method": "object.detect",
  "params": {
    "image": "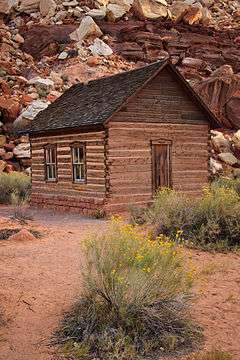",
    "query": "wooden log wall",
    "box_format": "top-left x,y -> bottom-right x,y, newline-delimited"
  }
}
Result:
30,130 -> 106,215
105,122 -> 209,213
